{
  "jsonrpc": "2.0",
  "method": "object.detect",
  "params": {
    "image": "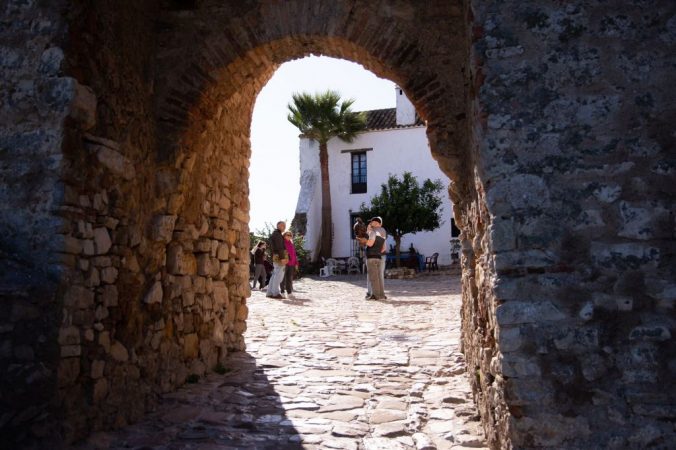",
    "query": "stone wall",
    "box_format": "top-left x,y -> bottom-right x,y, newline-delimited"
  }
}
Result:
462,0 -> 676,447
51,0 -> 253,441
0,0 -> 73,445
1,0 -> 674,448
